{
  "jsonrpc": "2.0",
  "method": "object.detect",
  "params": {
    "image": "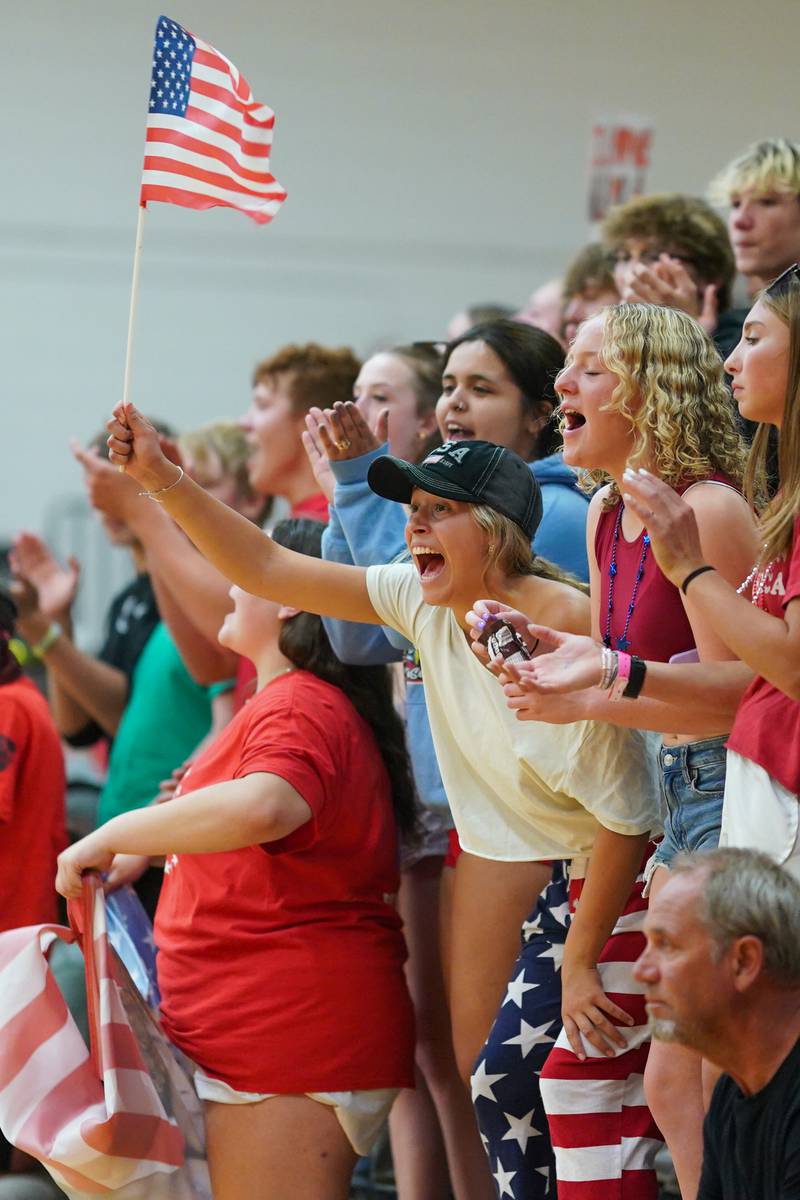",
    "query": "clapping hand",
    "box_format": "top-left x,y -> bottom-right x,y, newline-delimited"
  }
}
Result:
621,468 -> 705,587
302,402 -> 387,502
10,532 -> 80,621
618,254 -> 719,332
